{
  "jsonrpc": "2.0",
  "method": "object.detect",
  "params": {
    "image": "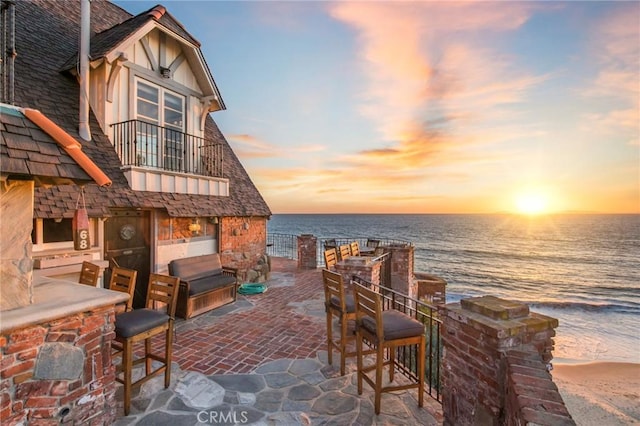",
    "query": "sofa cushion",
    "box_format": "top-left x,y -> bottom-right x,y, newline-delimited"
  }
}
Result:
187,274 -> 237,296
169,253 -> 223,282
